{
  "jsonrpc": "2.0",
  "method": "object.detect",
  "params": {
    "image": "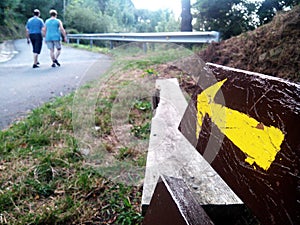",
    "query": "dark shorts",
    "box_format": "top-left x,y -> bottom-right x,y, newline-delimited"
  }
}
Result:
29,33 -> 43,54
